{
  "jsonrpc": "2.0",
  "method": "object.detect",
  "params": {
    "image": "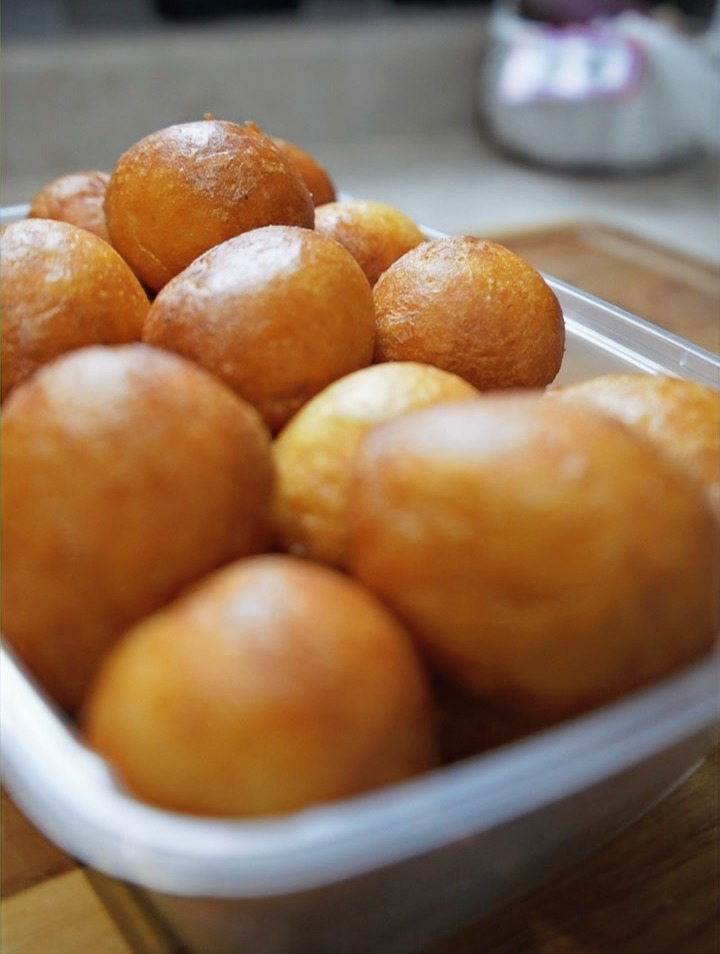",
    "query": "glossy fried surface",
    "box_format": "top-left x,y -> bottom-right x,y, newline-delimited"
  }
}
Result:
28,170 -> 111,241
104,119 -> 315,291
373,236 -> 565,390
271,136 -> 337,207
1,344 -> 274,712
143,224 -> 376,432
273,361 -> 479,568
314,198 -> 426,286
1,218 -> 149,401
83,554 -> 439,816
548,372 -> 720,520
347,394 -> 718,720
